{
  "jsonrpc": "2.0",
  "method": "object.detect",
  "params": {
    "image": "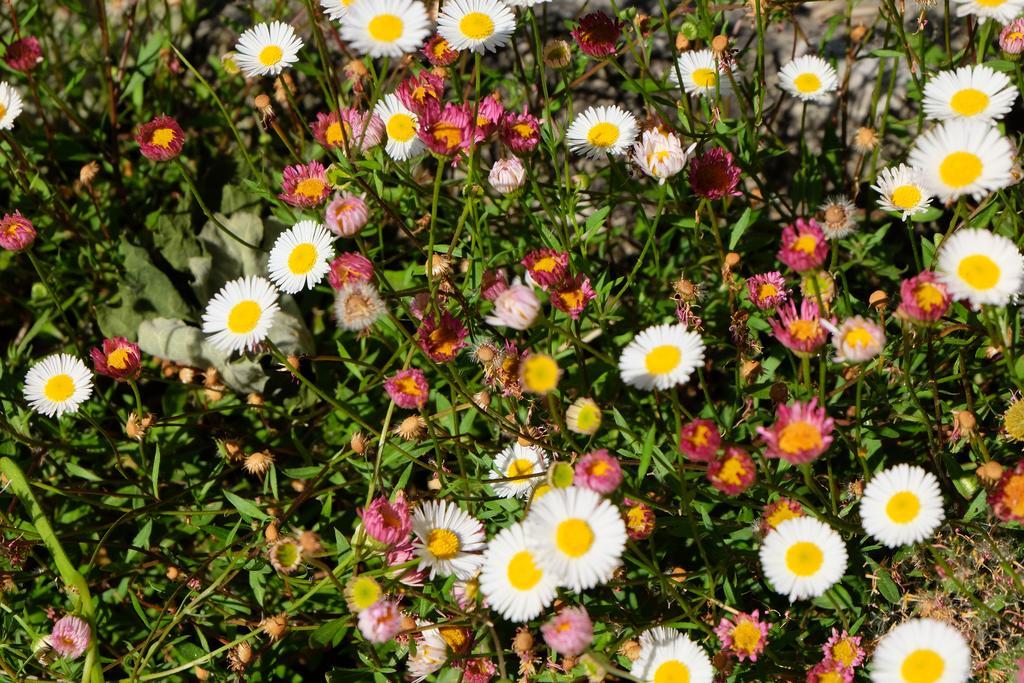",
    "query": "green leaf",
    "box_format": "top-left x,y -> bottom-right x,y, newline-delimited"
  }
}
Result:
125,520 -> 153,564
223,490 -> 270,520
